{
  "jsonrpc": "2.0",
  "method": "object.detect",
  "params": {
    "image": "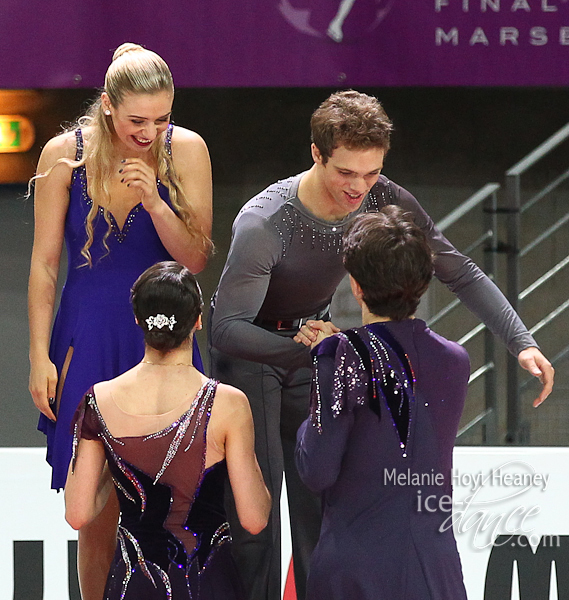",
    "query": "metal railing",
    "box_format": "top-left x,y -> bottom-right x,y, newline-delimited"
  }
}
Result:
505,122 -> 569,442
429,183 -> 500,443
